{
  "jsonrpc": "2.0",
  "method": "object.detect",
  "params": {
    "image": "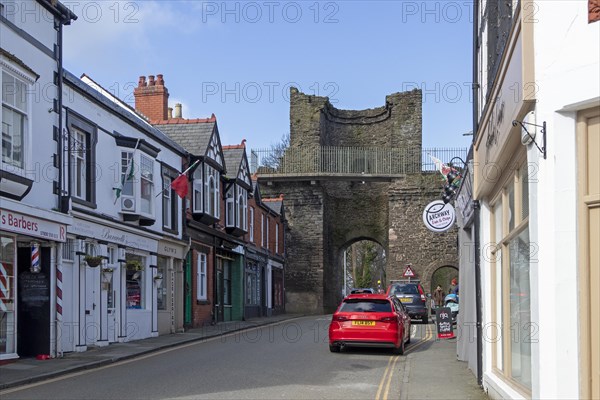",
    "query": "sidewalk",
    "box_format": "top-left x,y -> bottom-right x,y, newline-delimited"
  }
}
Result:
1,316 -> 487,399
